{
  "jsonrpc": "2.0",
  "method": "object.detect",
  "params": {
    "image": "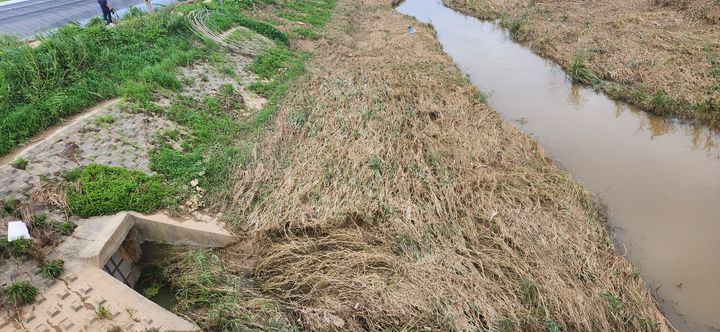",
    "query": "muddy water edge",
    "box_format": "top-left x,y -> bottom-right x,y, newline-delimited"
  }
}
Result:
396,0 -> 720,331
